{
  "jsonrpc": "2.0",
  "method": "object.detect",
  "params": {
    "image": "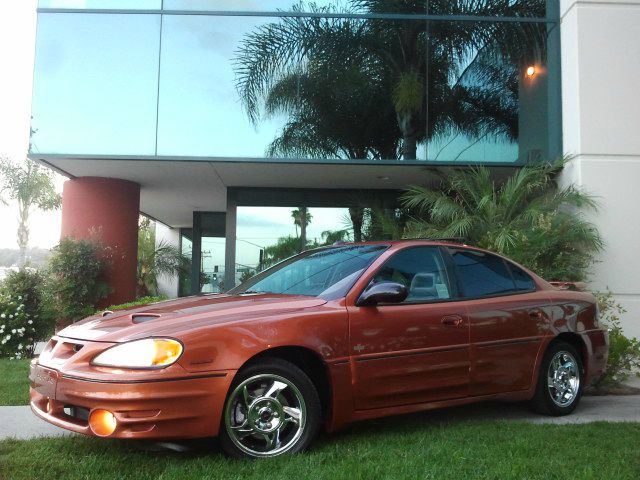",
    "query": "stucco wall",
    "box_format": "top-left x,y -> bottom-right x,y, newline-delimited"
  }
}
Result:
560,0 -> 640,337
